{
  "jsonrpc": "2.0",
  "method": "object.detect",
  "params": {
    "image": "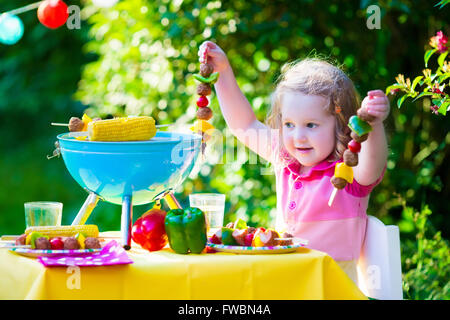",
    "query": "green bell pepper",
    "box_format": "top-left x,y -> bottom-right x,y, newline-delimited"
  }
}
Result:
221,227 -> 237,245
164,207 -> 207,254
233,218 -> 247,230
348,115 -> 372,137
193,72 -> 220,84
28,232 -> 48,249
